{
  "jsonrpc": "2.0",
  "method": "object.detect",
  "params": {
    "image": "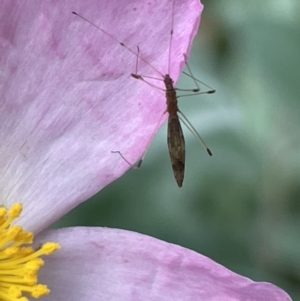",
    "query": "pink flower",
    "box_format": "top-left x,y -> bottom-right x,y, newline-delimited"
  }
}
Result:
38,227 -> 292,301
0,0 -> 292,300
